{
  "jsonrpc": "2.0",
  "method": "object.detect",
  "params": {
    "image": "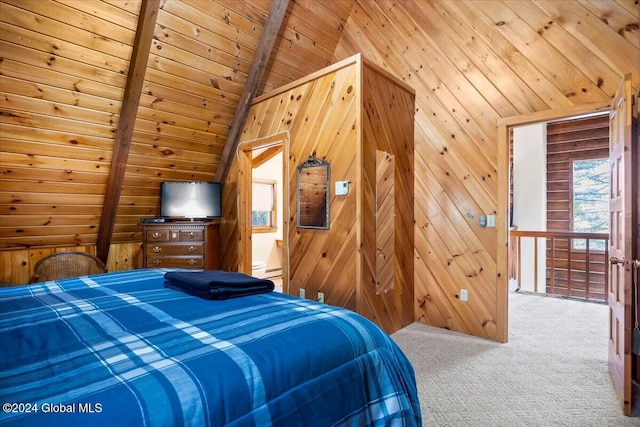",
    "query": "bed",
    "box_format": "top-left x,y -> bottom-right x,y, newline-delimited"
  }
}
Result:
0,269 -> 420,426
